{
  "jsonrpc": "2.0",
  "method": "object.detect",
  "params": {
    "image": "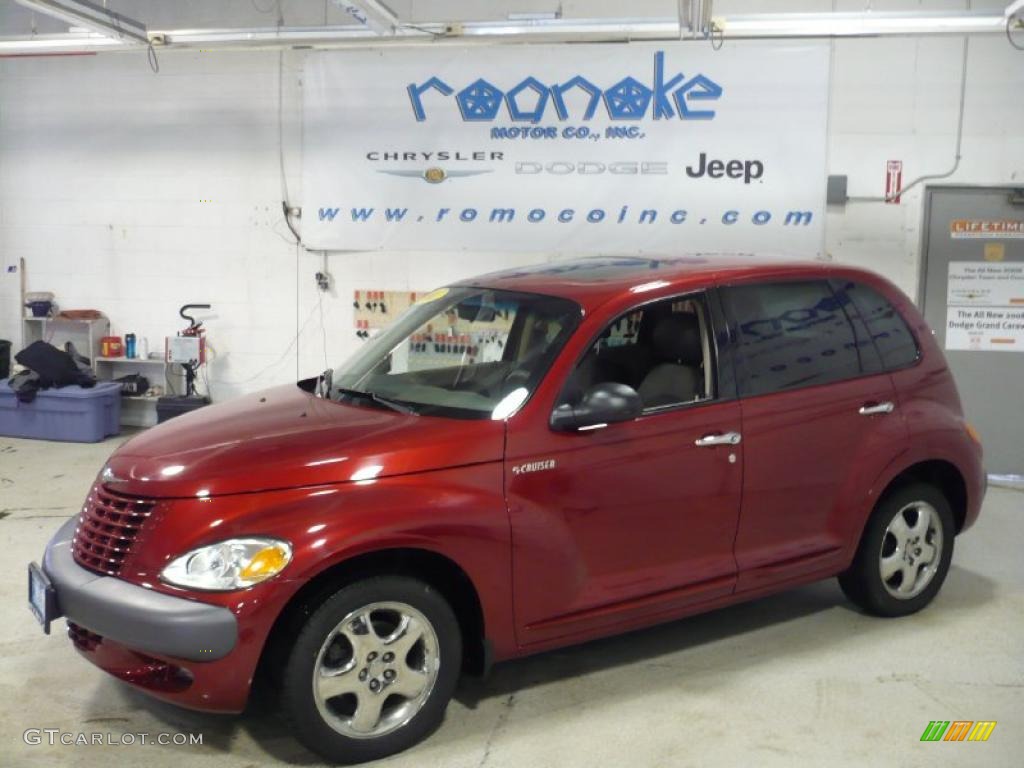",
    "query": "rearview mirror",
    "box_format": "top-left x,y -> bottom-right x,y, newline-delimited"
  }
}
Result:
456,296 -> 497,322
550,382 -> 643,432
